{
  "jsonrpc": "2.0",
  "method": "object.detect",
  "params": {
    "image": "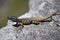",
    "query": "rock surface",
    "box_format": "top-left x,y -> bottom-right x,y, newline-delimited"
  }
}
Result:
0,0 -> 60,40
